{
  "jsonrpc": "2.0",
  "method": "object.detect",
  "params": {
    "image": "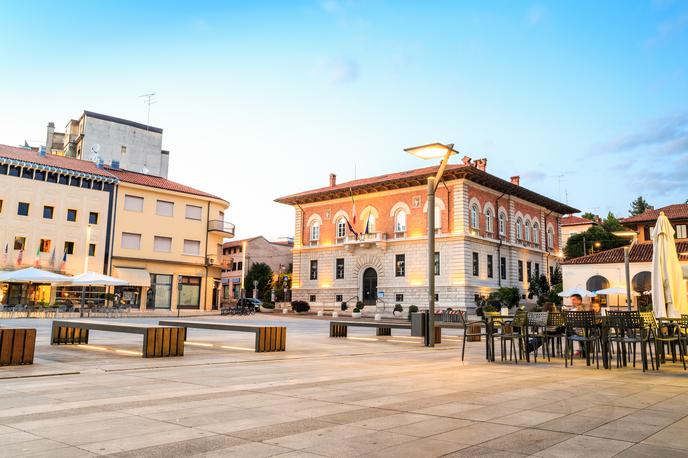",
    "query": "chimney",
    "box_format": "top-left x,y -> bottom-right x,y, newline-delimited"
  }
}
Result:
110,160 -> 120,169
474,158 -> 487,172
510,175 -> 520,186
461,155 -> 472,165
45,122 -> 55,152
329,173 -> 337,187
